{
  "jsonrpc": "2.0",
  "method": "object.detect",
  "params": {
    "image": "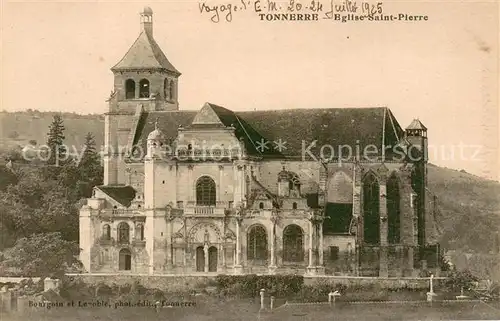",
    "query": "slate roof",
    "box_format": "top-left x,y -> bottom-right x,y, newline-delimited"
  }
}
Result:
111,30 -> 180,74
406,118 -> 427,130
97,185 -> 136,207
132,105 -> 406,161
